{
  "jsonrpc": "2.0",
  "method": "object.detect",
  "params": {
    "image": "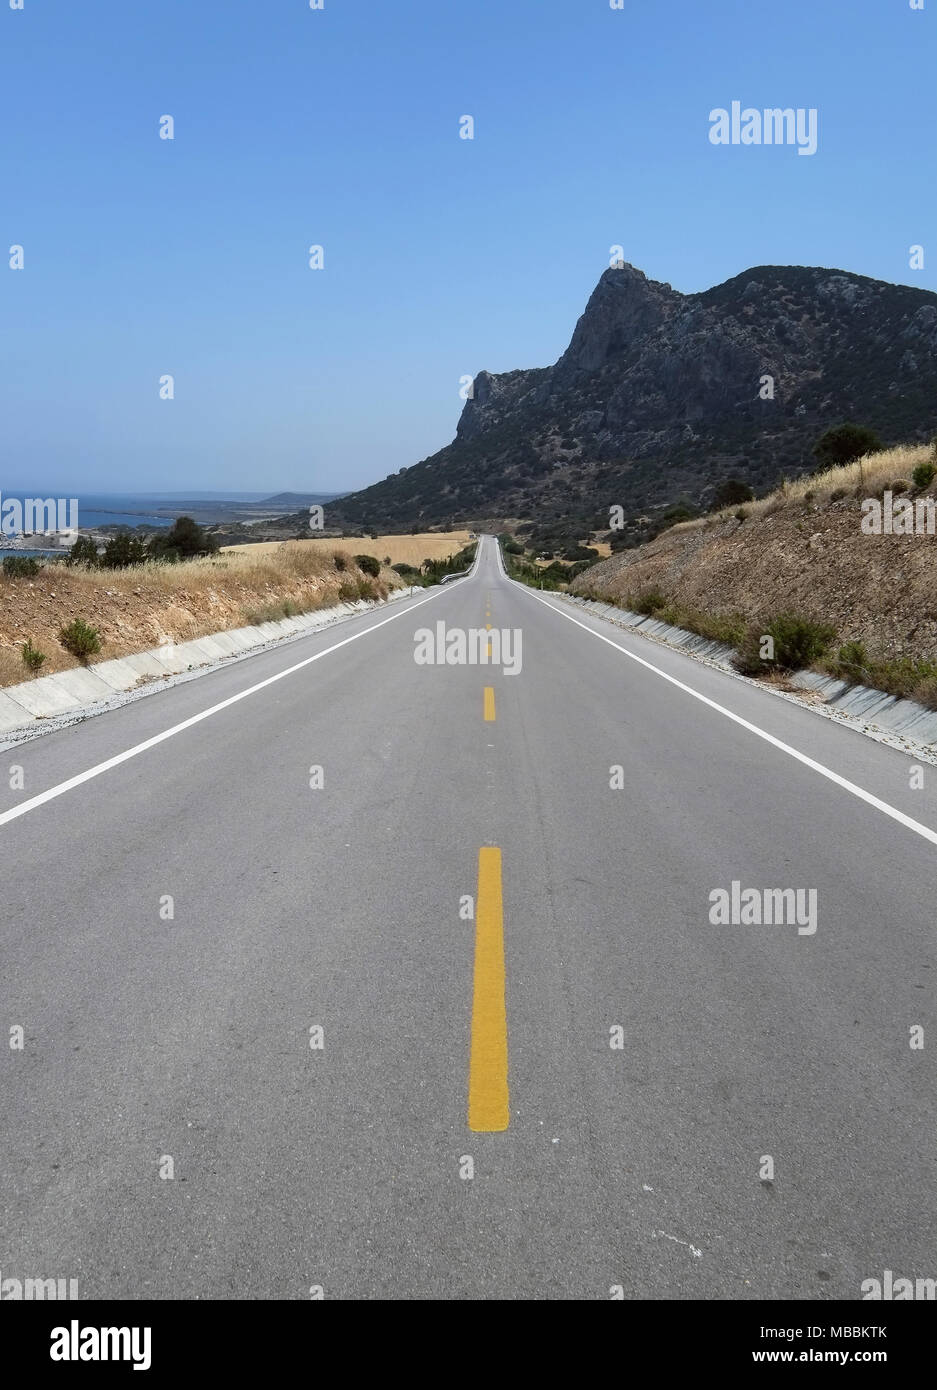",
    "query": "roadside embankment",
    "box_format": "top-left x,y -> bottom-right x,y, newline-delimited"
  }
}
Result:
0,541 -> 400,690
571,443 -> 937,706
